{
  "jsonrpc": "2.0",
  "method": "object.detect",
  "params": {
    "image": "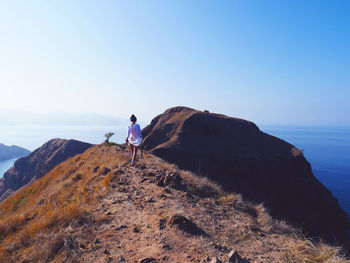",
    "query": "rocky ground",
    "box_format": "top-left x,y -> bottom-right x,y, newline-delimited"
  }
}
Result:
44,145 -> 333,263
